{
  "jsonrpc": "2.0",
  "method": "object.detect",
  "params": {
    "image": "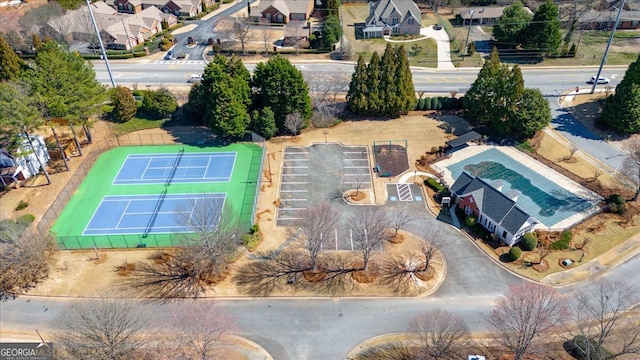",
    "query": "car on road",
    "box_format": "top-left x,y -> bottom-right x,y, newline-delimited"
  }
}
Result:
587,76 -> 610,84
187,74 -> 202,83
176,53 -> 187,60
164,51 -> 176,60
433,24 -> 443,30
